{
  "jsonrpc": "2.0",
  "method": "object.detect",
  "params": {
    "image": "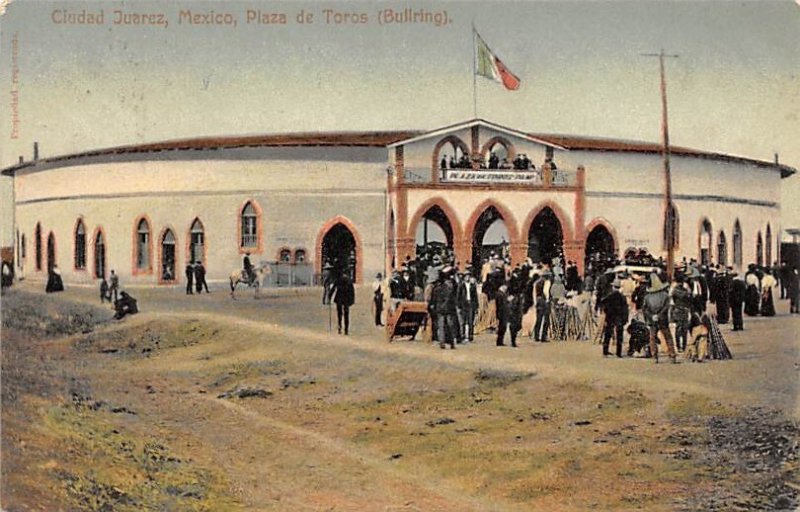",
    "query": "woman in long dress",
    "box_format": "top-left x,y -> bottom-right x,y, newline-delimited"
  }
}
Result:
744,268 -> 761,316
760,270 -> 776,317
